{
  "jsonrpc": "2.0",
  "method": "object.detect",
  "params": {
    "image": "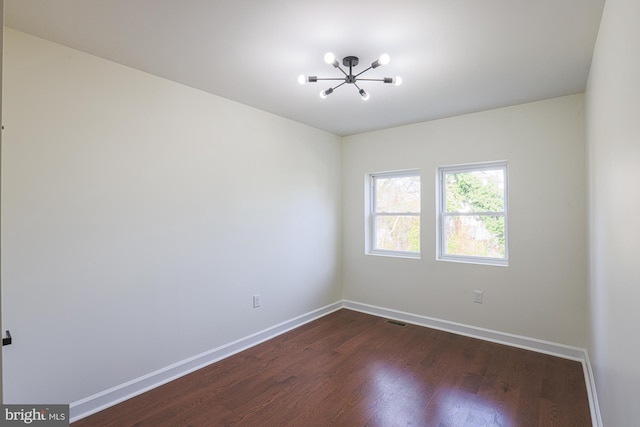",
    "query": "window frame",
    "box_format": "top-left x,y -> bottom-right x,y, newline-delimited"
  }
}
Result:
367,169 -> 421,259
436,161 -> 509,267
